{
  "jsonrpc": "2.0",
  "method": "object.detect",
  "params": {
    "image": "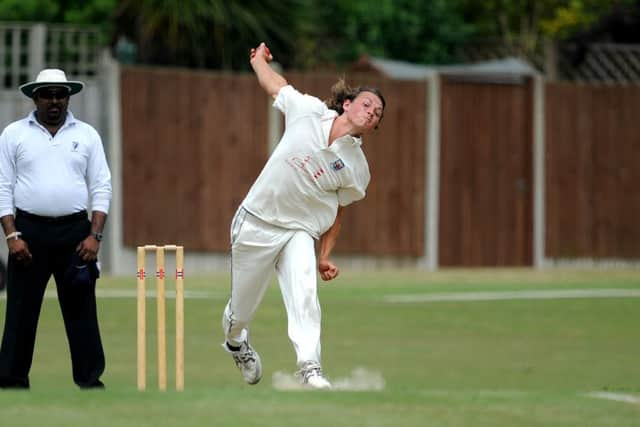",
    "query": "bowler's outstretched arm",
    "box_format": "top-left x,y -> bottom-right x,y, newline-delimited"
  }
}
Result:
250,42 -> 287,98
